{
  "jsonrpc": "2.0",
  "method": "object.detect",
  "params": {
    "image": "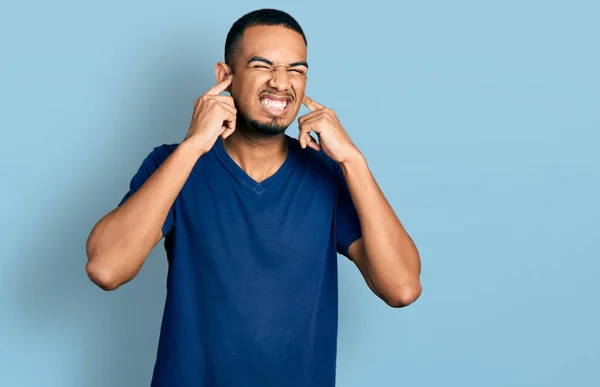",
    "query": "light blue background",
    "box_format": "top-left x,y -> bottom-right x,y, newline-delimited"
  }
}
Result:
1,1 -> 598,386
